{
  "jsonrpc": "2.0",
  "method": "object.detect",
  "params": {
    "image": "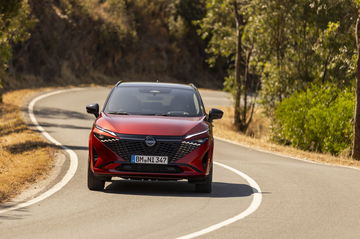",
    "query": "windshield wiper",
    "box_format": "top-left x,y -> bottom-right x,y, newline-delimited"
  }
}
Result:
107,111 -> 129,115
157,112 -> 190,117
131,113 -> 156,116
157,113 -> 172,116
